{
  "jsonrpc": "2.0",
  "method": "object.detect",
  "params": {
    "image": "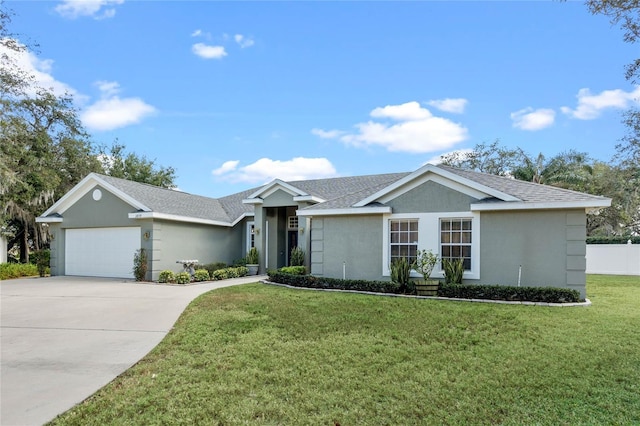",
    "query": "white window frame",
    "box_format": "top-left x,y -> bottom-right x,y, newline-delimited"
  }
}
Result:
382,212 -> 480,279
246,221 -> 255,251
